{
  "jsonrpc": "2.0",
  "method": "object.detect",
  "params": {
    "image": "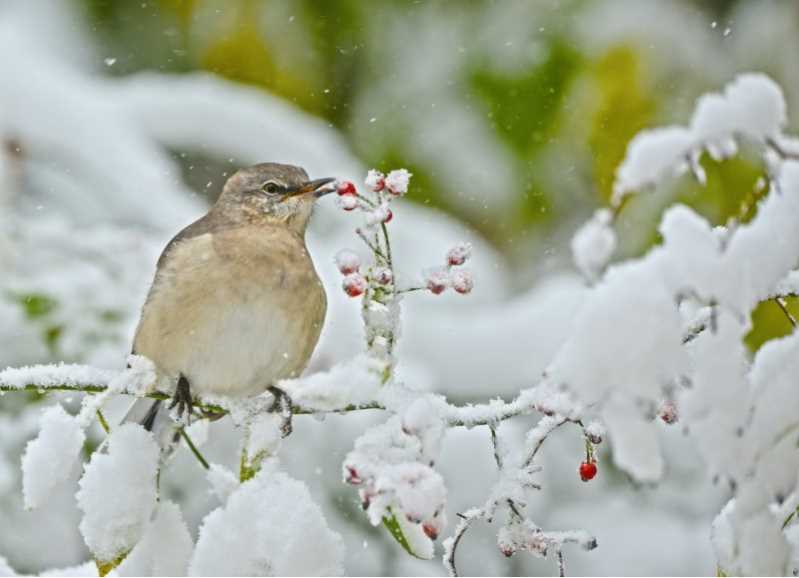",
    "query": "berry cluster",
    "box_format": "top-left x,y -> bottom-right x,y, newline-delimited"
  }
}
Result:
423,243 -> 474,295
332,169 -> 475,302
334,168 -> 411,223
